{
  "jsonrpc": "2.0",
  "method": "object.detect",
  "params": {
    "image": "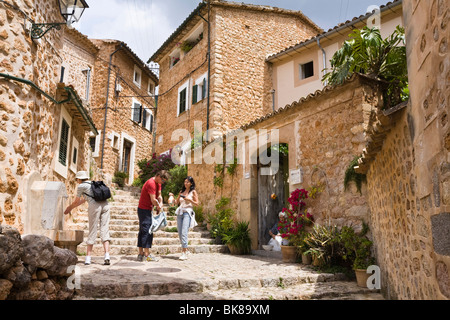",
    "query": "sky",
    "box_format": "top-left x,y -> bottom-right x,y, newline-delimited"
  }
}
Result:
75,0 -> 394,66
